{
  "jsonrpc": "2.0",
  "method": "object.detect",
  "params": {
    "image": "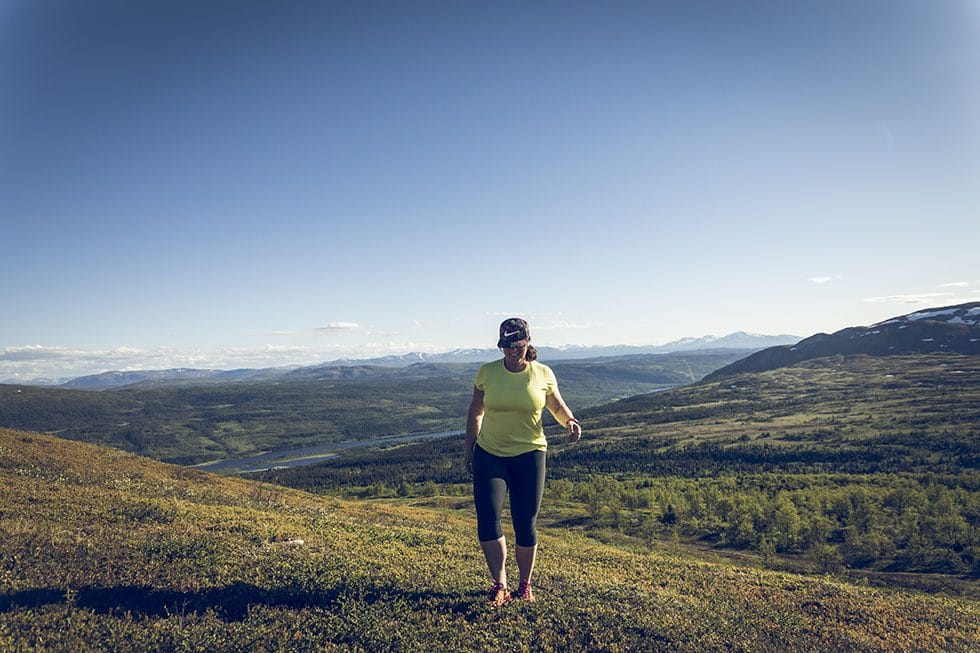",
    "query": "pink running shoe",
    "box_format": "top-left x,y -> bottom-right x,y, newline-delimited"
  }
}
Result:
487,582 -> 510,607
513,579 -> 534,602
